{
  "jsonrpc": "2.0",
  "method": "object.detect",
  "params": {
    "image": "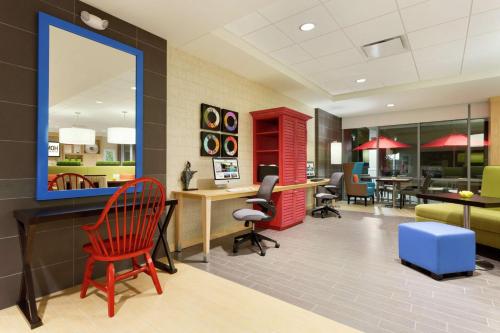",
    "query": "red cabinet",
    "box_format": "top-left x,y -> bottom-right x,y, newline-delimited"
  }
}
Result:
251,107 -> 311,230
